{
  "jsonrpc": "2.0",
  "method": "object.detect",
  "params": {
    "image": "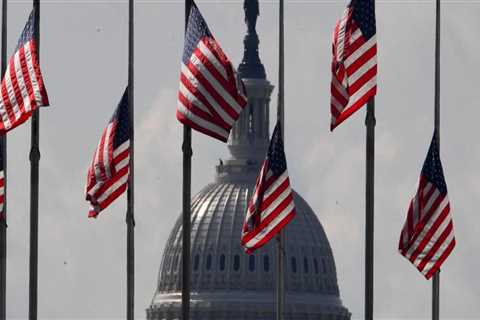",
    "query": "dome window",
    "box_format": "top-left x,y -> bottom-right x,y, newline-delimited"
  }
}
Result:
322,259 -> 327,274
249,255 -> 255,272
233,254 -> 240,271
219,254 -> 226,271
313,258 -> 319,274
194,255 -> 200,271
206,254 -> 212,271
291,257 -> 297,273
263,255 -> 270,272
303,257 -> 309,274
